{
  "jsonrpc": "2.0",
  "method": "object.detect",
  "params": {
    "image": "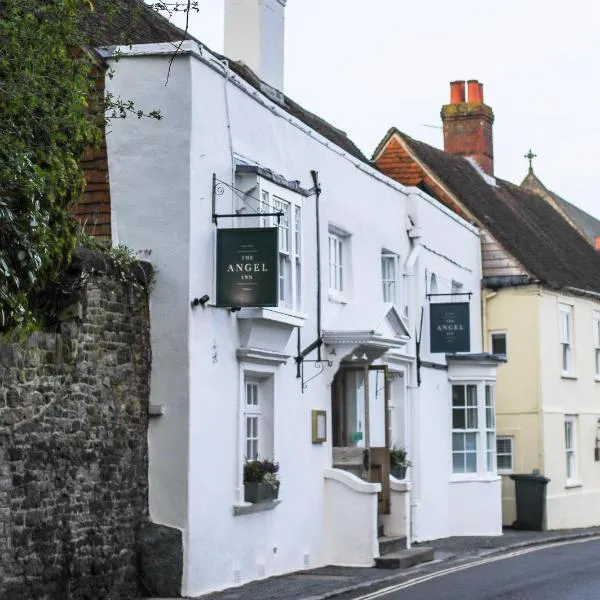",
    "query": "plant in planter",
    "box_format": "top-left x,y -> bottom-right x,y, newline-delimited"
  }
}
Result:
389,444 -> 411,479
243,458 -> 280,503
